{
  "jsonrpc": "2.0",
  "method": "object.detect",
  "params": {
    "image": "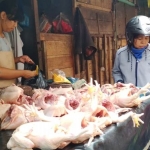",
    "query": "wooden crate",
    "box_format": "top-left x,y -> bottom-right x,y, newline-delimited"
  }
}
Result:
40,33 -> 74,79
